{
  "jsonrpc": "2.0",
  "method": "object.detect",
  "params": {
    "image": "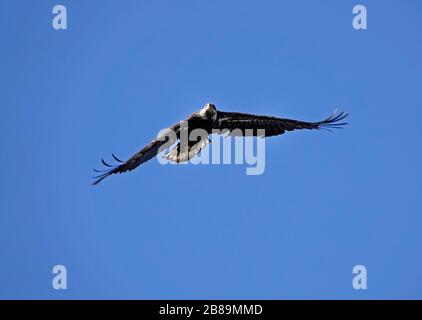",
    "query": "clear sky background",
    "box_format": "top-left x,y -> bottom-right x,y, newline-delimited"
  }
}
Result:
0,0 -> 421,299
